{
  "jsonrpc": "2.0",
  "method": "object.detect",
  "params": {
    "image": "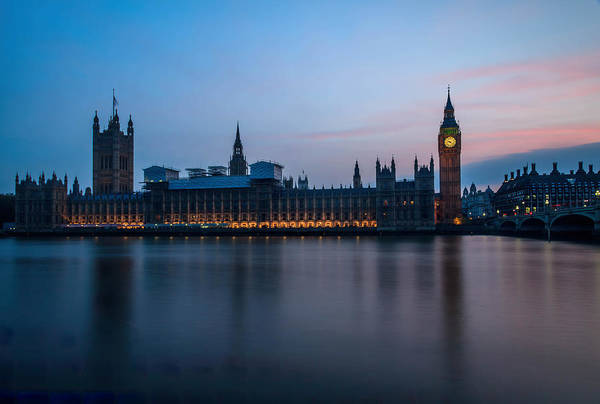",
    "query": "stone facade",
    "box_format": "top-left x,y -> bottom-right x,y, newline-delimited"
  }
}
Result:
493,162 -> 600,217
14,98 -> 438,232
93,109 -> 134,195
438,88 -> 462,224
14,172 -> 68,230
462,183 -> 494,220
